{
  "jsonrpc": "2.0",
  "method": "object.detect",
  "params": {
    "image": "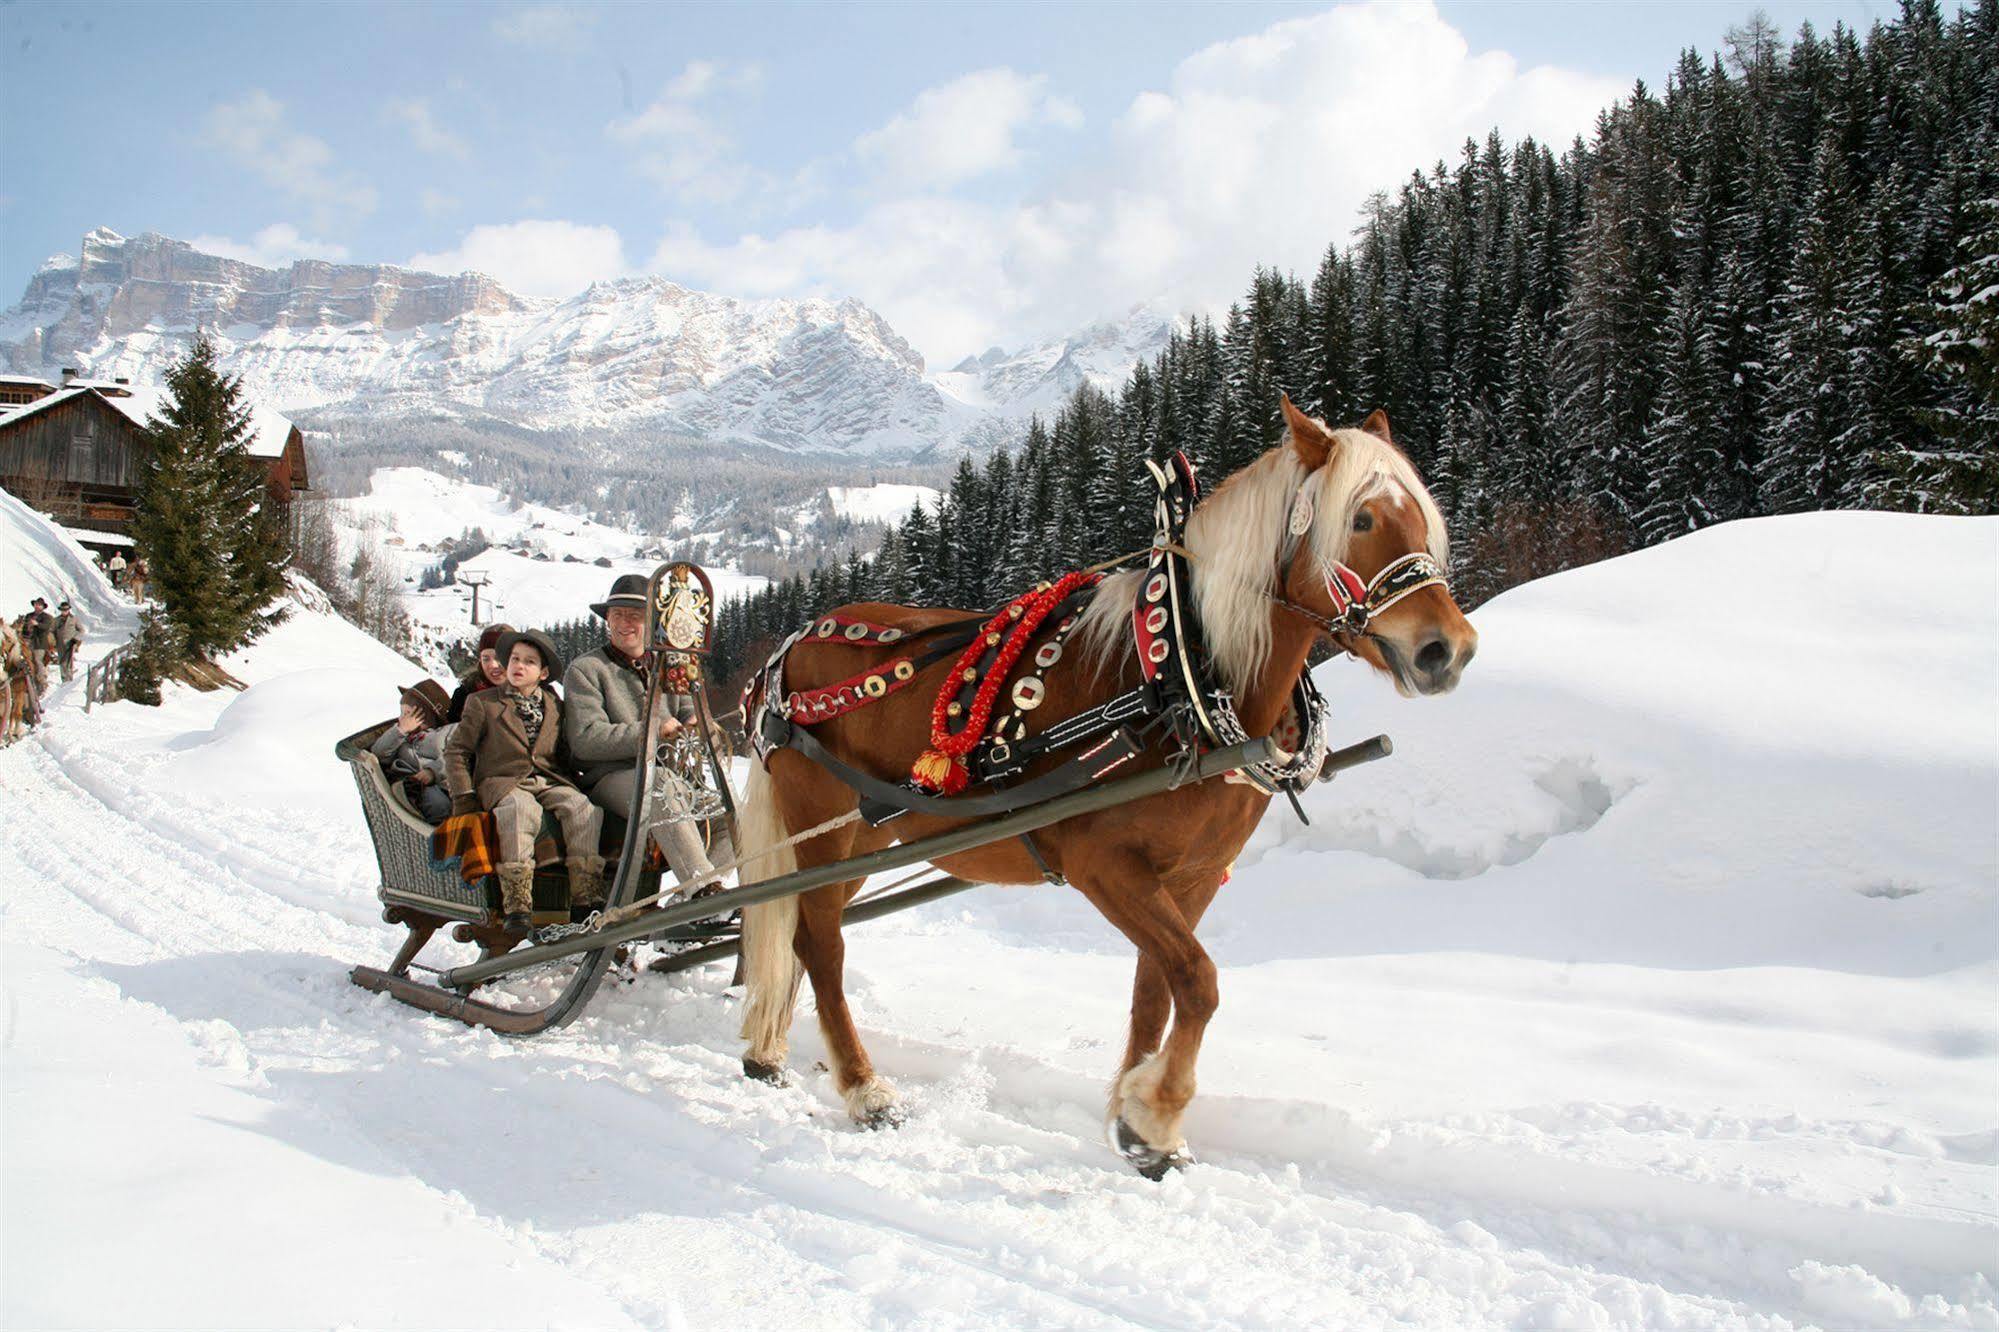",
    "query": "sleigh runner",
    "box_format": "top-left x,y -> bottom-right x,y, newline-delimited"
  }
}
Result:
341,397 -> 1473,1176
